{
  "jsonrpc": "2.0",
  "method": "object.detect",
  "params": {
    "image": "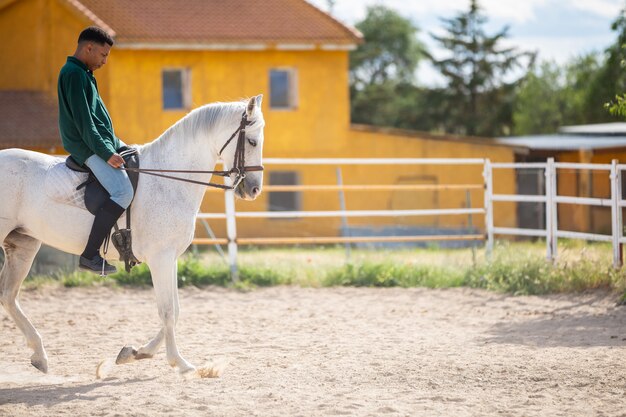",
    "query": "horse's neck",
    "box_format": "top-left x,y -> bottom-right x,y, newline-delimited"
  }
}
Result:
139,119 -> 220,210
142,131 -> 212,170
